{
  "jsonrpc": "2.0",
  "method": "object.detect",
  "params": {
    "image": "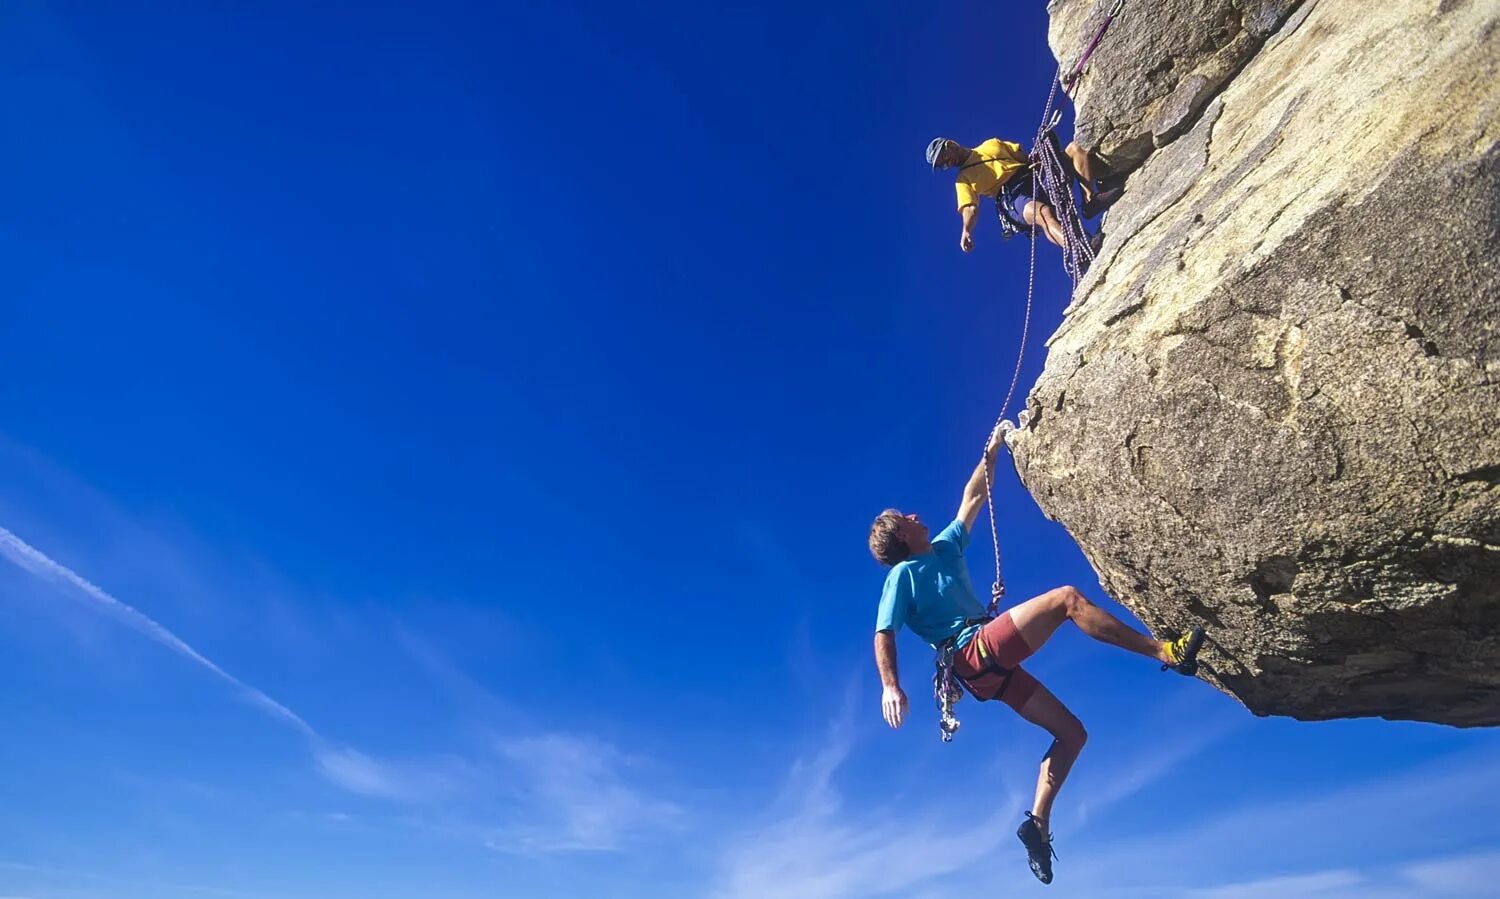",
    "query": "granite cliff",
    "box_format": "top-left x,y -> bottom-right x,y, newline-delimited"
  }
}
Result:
1010,0 -> 1500,726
